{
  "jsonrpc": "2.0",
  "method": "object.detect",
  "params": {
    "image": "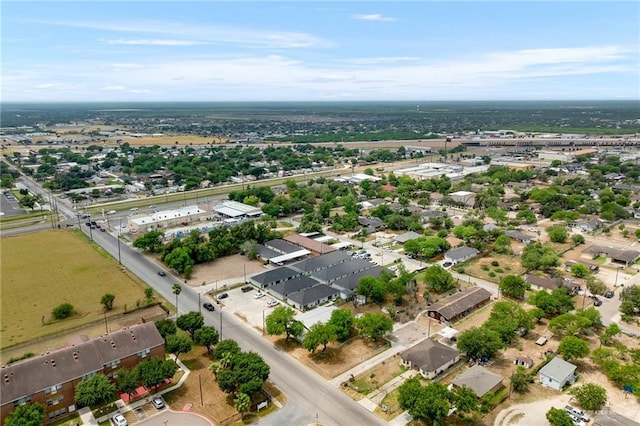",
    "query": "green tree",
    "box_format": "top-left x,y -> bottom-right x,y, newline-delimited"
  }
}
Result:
570,263 -> 590,278
74,374 -> 117,407
194,326 -> 220,354
234,392 -> 251,419
4,403 -> 46,426
144,286 -> 154,301
549,313 -> 592,337
600,323 -> 621,346
485,300 -> 533,343
116,368 -> 139,401
52,302 -> 74,319
547,225 -> 568,243
572,234 -> 586,245
214,339 -> 242,360
357,276 -> 387,304
499,275 -> 529,299
133,230 -> 164,253
166,334 -> 193,362
172,283 -> 182,314
100,293 -> 116,311
453,385 -> 478,414
357,312 -> 393,341
521,242 -> 560,271
137,357 -> 178,390
155,318 -> 177,339
493,234 -> 513,254
528,288 -> 575,317
398,378 -> 452,424
516,209 -> 537,224
176,311 -> 205,338
510,366 -> 531,392
265,306 -> 304,341
569,383 -> 608,411
302,322 -> 336,353
457,326 -> 504,360
423,265 -> 456,293
558,336 -> 590,361
217,351 -> 270,395
327,309 -> 354,341
546,407 -> 575,426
